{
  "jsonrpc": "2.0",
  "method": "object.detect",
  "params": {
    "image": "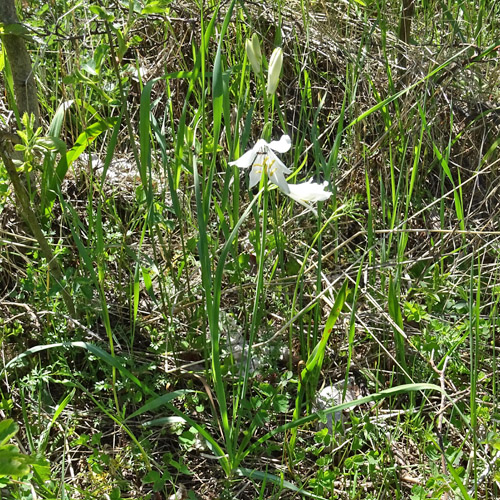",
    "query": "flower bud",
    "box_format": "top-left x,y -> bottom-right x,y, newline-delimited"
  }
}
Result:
245,34 -> 262,74
266,47 -> 283,95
